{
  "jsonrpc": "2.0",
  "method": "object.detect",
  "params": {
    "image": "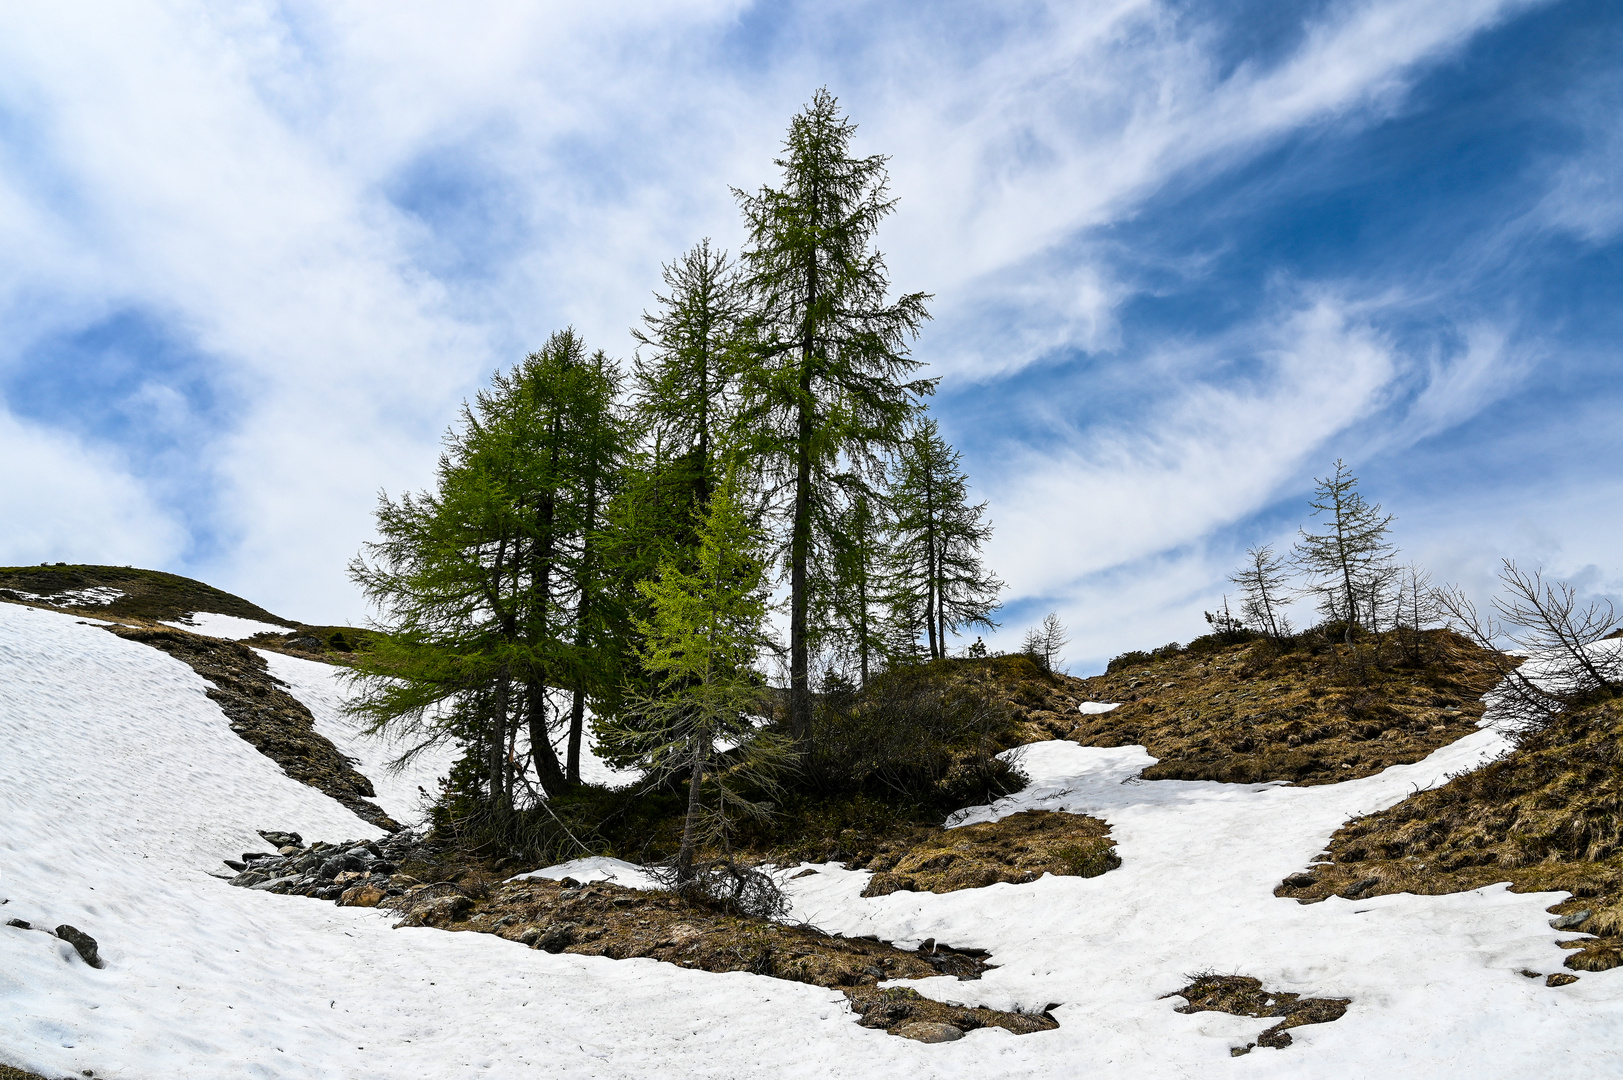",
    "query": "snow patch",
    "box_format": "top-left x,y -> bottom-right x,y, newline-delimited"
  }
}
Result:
512,856 -> 665,891
5,585 -> 124,607
161,611 -> 290,639
1078,701 -> 1121,714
